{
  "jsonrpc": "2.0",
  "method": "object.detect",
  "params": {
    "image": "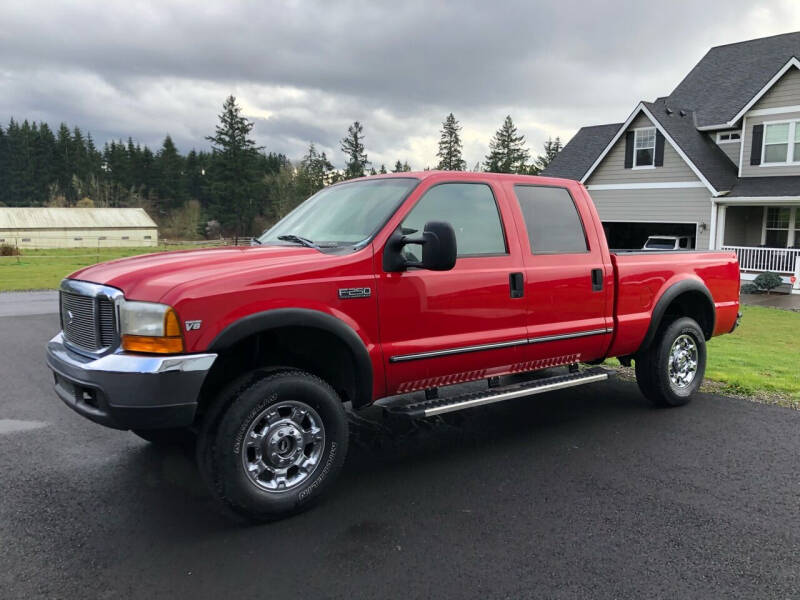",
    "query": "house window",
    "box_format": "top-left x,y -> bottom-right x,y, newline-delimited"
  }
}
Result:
764,207 -> 791,247
716,131 -> 741,143
633,127 -> 656,167
762,120 -> 800,164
